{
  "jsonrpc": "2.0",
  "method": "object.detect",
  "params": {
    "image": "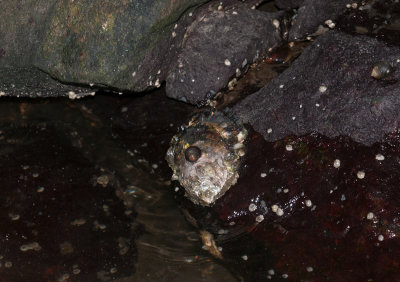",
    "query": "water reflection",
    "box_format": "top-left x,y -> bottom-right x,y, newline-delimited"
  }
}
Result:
0,90 -> 235,281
